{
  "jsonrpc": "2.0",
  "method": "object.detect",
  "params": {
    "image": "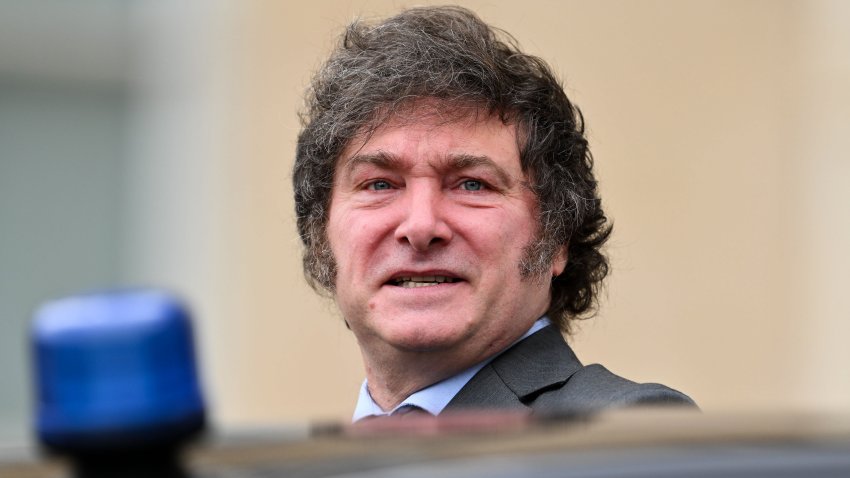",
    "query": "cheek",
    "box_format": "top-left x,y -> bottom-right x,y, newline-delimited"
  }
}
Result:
327,210 -> 357,272
328,210 -> 393,269
326,220 -> 344,255
470,210 -> 537,254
